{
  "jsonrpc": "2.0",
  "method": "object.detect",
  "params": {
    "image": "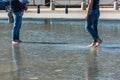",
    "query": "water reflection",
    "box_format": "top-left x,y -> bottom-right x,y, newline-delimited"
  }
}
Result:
44,19 -> 51,30
85,48 -> 99,80
12,44 -> 21,80
0,20 -> 120,80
